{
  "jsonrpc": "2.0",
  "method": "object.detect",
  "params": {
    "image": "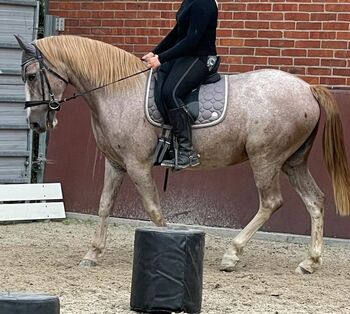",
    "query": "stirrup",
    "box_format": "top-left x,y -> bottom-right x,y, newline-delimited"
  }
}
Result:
152,128 -> 172,165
